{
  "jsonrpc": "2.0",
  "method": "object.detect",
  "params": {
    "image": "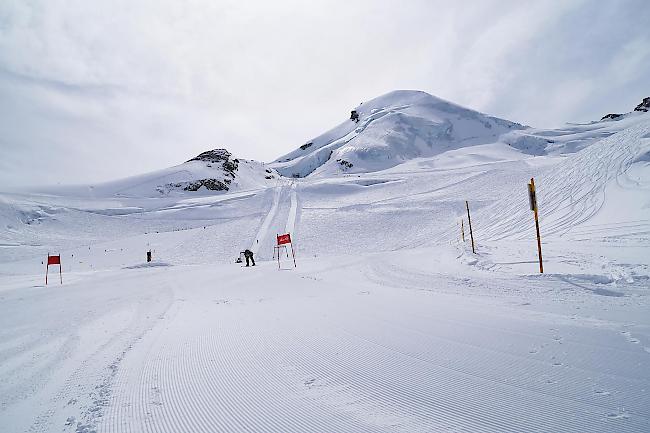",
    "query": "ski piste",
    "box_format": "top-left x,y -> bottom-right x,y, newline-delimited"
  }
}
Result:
1,91 -> 649,433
